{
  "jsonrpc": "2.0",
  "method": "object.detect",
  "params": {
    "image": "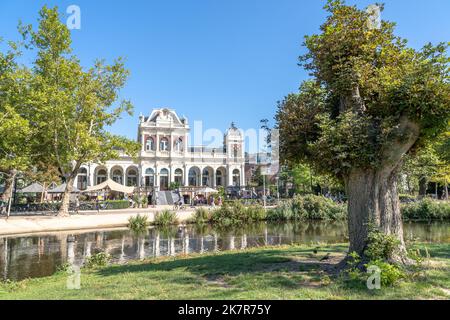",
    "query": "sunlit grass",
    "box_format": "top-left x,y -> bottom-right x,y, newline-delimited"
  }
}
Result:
1,243 -> 449,300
